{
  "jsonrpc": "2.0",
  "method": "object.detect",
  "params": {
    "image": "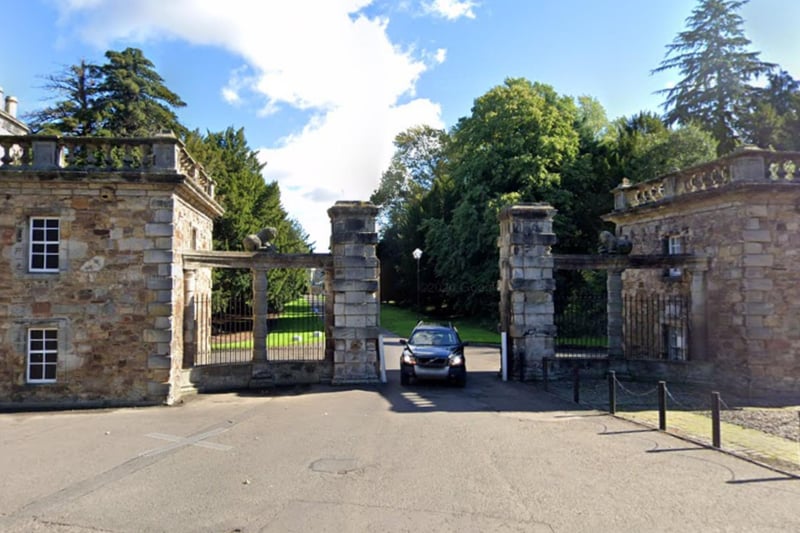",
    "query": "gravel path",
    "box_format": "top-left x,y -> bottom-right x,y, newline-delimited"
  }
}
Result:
719,408 -> 800,441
